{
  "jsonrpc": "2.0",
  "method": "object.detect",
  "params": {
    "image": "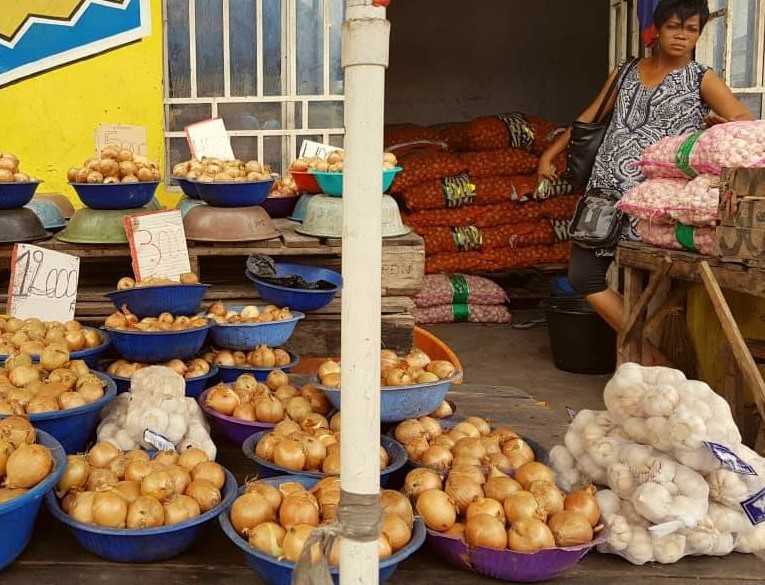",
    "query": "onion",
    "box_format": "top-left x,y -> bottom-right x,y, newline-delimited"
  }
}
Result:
166,465 -> 192,496
453,437 -> 486,460
285,396 -> 312,421
452,422 -> 481,439
321,451 -> 340,474
415,489 -> 457,532
232,403 -> 256,421
300,436 -> 327,470
274,420 -> 302,438
484,452 -> 514,474
162,496 -> 193,525
465,514 -> 507,549
83,329 -> 102,349
64,331 -> 86,352
153,450 -> 179,467
278,481 -> 308,498
87,442 -> 121,469
300,413 -> 328,433
59,392 -> 87,410
191,461 -> 226,489
384,368 -> 411,386
449,464 -> 485,485
141,470 -> 174,501
280,494 -> 320,529
126,495 -> 165,529
231,492 -> 276,535
213,351 -> 235,367
77,381 -> 105,403
564,487 -> 601,527
329,412 -> 341,432
283,524 -> 316,562
492,428 -> 520,443
0,439 -> 13,477
205,385 -> 240,416
483,476 -> 522,502
426,360 -> 456,379
432,435 -> 456,450
380,489 -> 414,528
113,480 -> 141,504
467,497 -> 506,523
548,510 -> 594,547
125,460 -> 153,483
273,439 -> 306,470
92,491 -> 128,528
395,420 -> 427,447
185,479 -> 221,512
245,480 -> 282,510
379,446 -> 390,469
5,443 -> 52,488
306,391 -> 331,416
464,416 -> 491,437
86,468 -> 119,492
57,455 -> 90,498
507,518 -> 555,552
255,394 -> 285,423
317,360 -> 340,380
26,396 -> 58,413
528,480 -> 564,516
125,449 -> 151,463
421,445 -> 453,470
69,491 -> 96,524
515,462 -> 554,489
382,512 -> 412,552
255,433 -> 281,461
417,416 -> 442,439
40,347 -> 70,372
266,370 -> 290,391
445,474 -> 484,514
503,491 -> 547,523
404,437 -> 430,461
380,349 -> 399,370
248,521 -> 286,557
176,447 -> 209,472
403,468 -> 442,501
9,365 -> 40,388
501,439 -> 535,470
480,436 -> 501,455
273,349 -> 291,366
164,359 -> 187,377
